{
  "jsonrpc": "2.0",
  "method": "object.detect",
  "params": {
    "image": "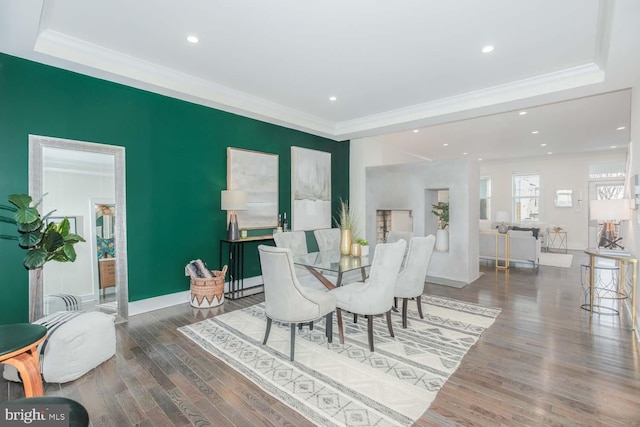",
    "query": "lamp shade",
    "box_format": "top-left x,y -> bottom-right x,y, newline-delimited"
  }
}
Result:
590,199 -> 631,221
221,190 -> 247,211
495,211 -> 510,223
